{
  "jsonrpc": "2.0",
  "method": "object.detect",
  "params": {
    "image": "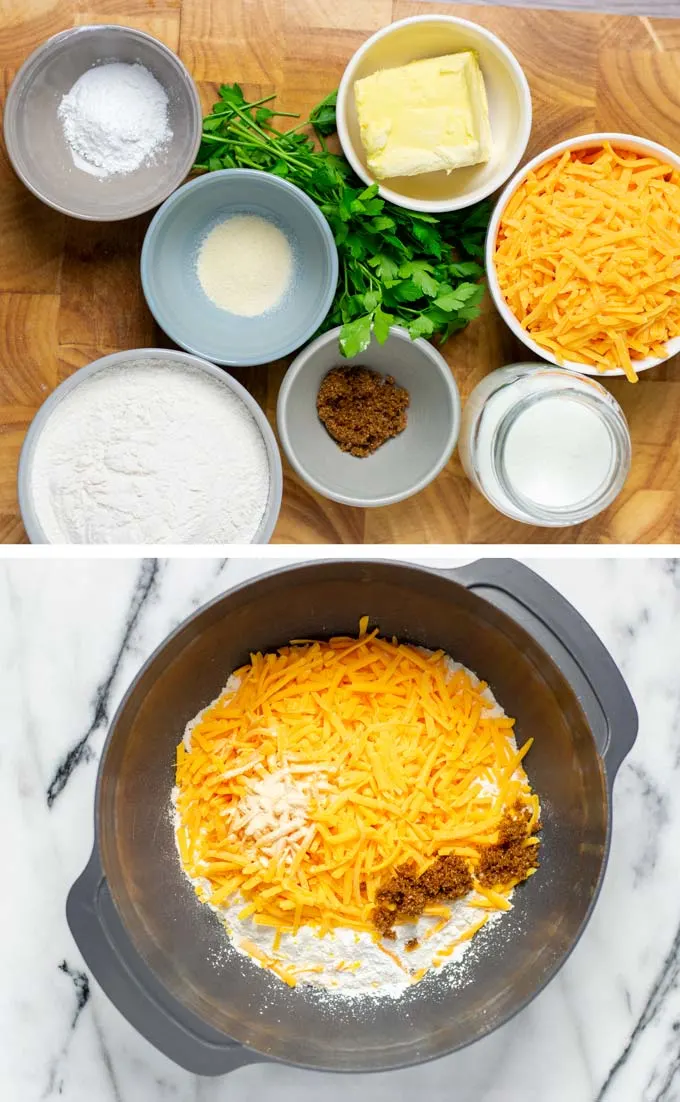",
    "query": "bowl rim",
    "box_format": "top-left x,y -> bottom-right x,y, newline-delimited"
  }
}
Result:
276,324 -> 461,507
336,14 -> 533,214
140,168 -> 340,367
485,131 -> 680,377
17,347 -> 283,544
3,24 -> 203,222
